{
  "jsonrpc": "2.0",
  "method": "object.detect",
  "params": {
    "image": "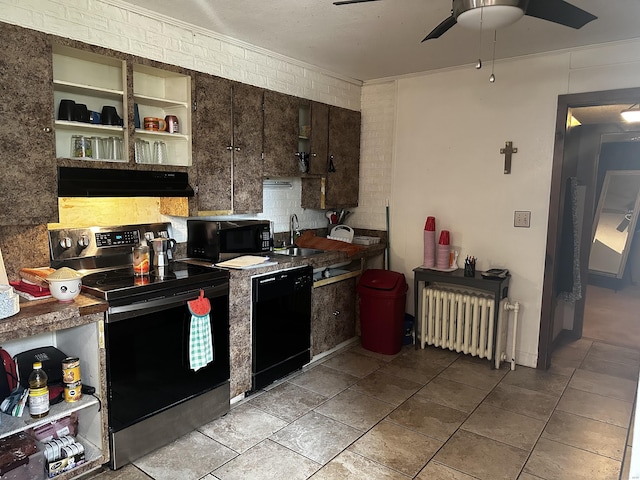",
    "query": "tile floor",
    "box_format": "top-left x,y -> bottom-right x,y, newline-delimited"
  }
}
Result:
86,338 -> 639,480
